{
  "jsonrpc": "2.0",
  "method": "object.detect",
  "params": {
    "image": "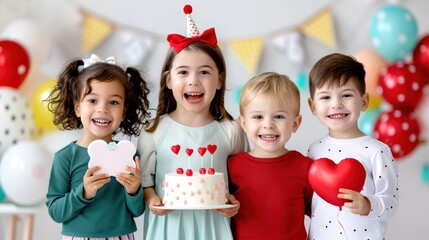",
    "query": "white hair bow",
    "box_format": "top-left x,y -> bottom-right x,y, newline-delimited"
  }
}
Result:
83,54 -> 117,68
